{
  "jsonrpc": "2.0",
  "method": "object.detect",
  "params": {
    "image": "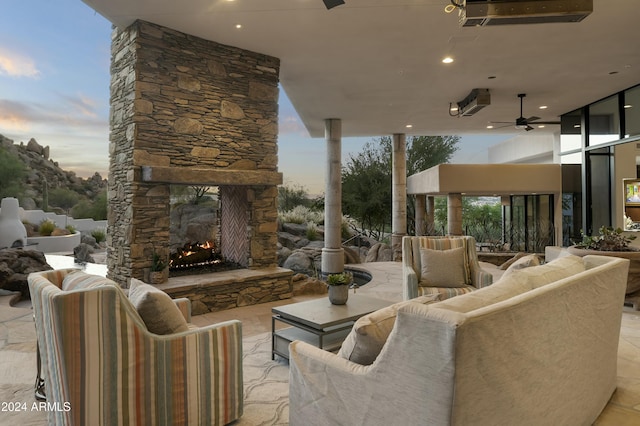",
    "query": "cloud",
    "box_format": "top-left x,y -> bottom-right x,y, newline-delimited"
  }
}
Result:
0,97 -> 106,132
0,47 -> 40,78
279,114 -> 309,136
